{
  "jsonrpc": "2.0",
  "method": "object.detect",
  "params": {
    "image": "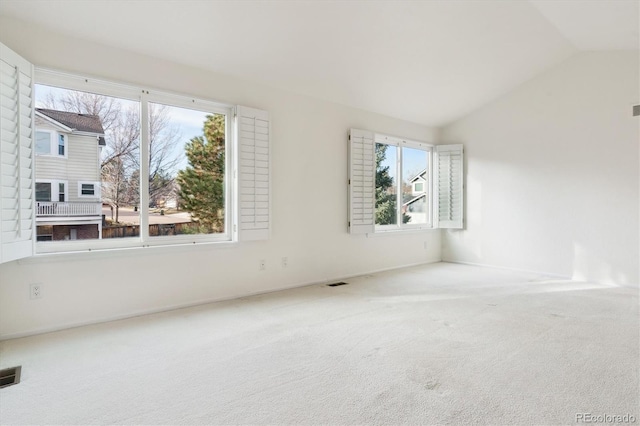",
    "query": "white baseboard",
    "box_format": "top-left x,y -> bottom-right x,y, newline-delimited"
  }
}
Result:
0,258 -> 441,341
444,259 -> 639,289
441,259 -> 572,280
